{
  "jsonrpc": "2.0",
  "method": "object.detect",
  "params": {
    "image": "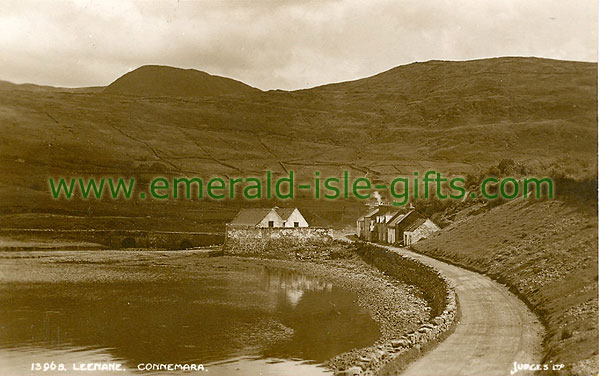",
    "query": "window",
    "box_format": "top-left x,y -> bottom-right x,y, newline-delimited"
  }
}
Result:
268,221 -> 274,227
294,222 -> 299,227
